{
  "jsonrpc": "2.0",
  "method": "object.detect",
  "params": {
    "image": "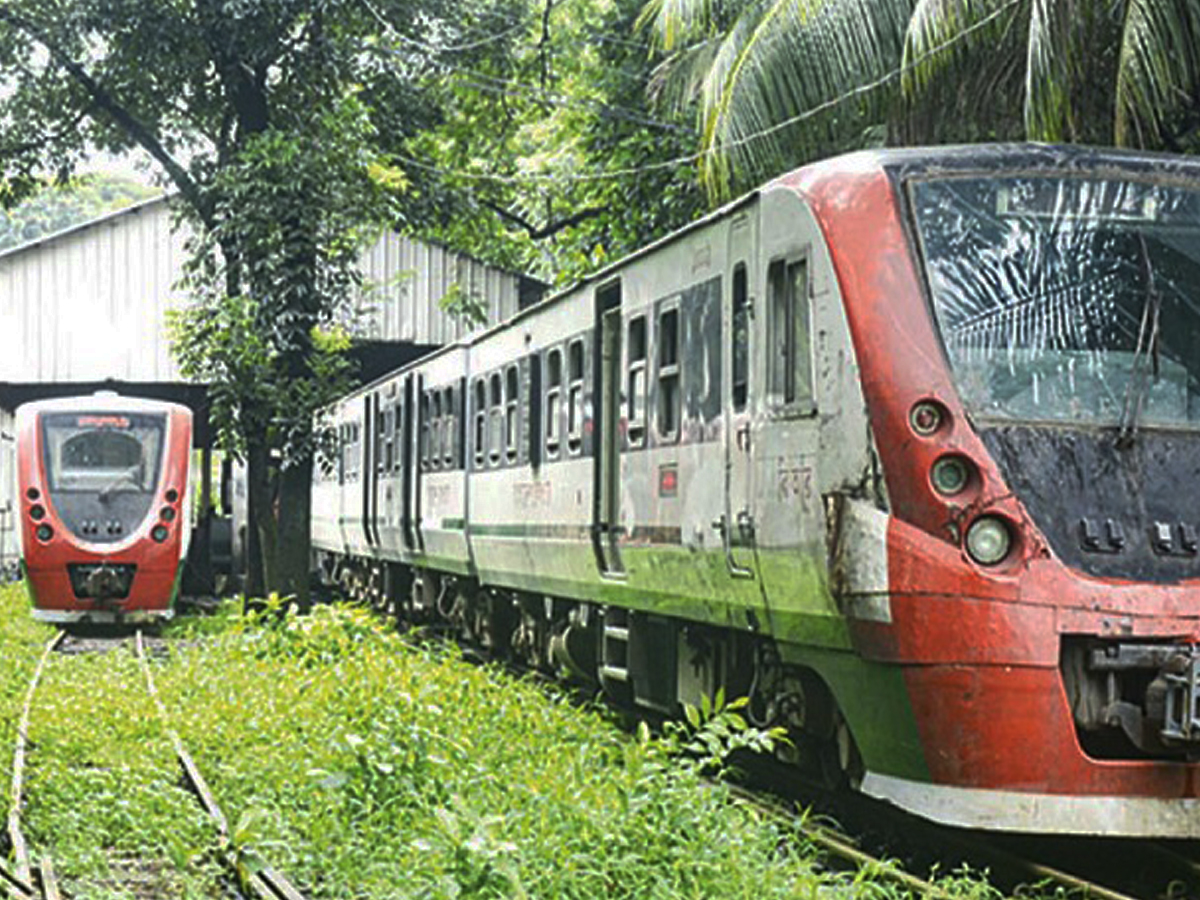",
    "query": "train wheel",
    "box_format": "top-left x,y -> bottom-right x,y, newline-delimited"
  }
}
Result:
822,710 -> 864,790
